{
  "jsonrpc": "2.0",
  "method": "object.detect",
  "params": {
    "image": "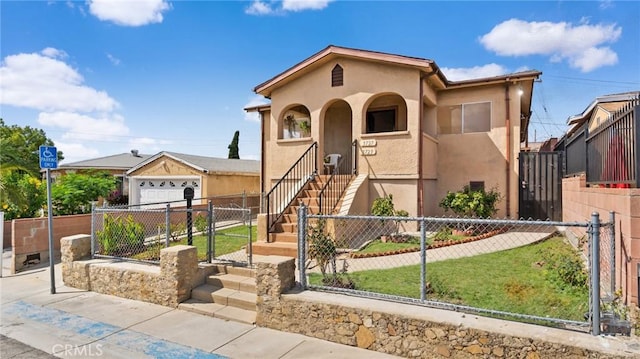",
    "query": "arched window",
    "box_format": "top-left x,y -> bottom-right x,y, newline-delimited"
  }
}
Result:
331,64 -> 343,87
